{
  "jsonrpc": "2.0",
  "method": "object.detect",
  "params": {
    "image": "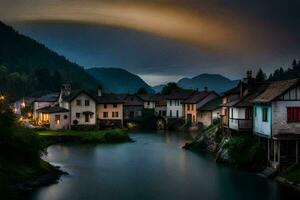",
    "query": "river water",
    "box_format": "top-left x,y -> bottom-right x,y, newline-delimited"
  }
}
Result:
30,132 -> 300,200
